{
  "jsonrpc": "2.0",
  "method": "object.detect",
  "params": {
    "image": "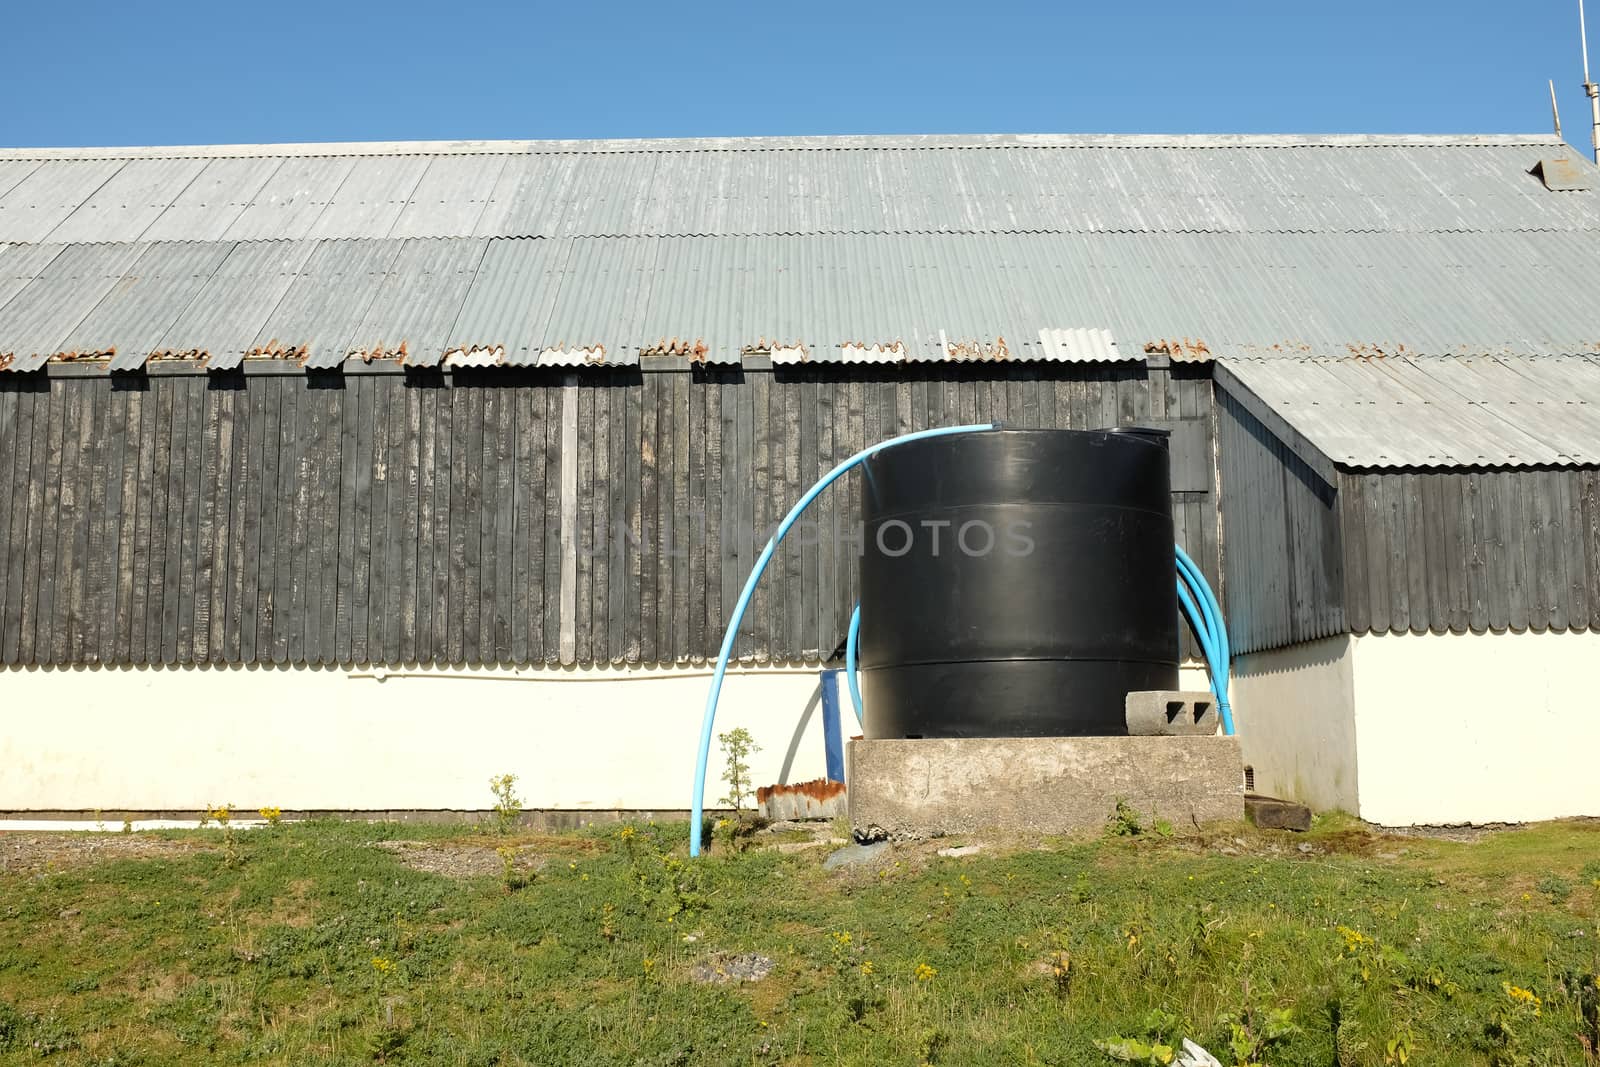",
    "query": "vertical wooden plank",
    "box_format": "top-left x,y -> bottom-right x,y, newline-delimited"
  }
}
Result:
782,373 -> 805,659
238,379 -> 266,663
15,383 -> 52,663
207,384 -> 237,662
508,385 -> 530,665
156,378 -> 190,664
171,377 -> 203,663
44,380 -> 80,664
431,381 -> 453,664
147,378 -> 175,665
684,374 -> 704,662
1337,474 -> 1367,633
1539,470 -> 1568,631
744,369 -> 768,662
220,383 -> 248,663
655,372 -> 676,662
76,381 -> 109,661
591,381 -> 612,664
269,377 -> 297,664
703,373 -> 723,663
393,381 -> 418,663
349,376 -> 375,664
448,380 -> 470,663
1558,471 -> 1587,631
604,378 -> 627,664
0,386 -> 18,659
491,379 -> 513,665
1461,472 -> 1488,632
1499,473 -> 1529,632
477,382 -> 500,664
1397,473 -> 1427,634
524,383 -> 550,662
190,382 -> 223,663
1582,469 -> 1600,631
572,381 -> 593,663
412,383 -> 435,662
729,373 -> 752,660
310,383 -> 336,665
1420,473 -> 1453,635
381,376 -> 407,664
111,387 -> 142,662
0,386 -> 33,663
541,385 -> 563,664
333,377 -> 358,662
623,374 -> 642,663
668,370 -> 690,663
280,381 -> 308,664
639,372 -> 660,663
460,382 -> 483,662
811,374 -> 832,659
1521,470 -> 1549,633
1376,475 -> 1408,633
